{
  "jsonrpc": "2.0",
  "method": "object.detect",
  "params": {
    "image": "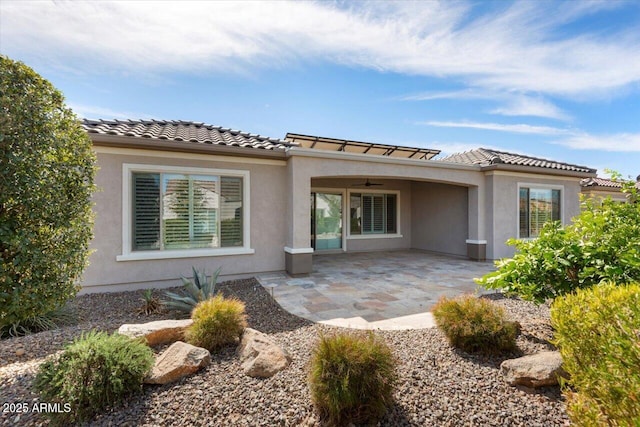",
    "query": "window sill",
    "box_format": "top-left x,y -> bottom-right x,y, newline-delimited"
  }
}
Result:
116,247 -> 255,261
347,234 -> 403,240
